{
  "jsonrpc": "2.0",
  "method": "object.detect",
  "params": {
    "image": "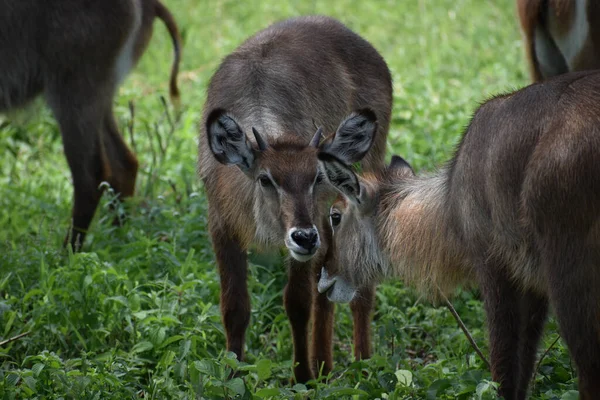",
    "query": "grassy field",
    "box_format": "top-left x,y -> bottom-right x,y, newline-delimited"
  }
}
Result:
0,0 -> 581,398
